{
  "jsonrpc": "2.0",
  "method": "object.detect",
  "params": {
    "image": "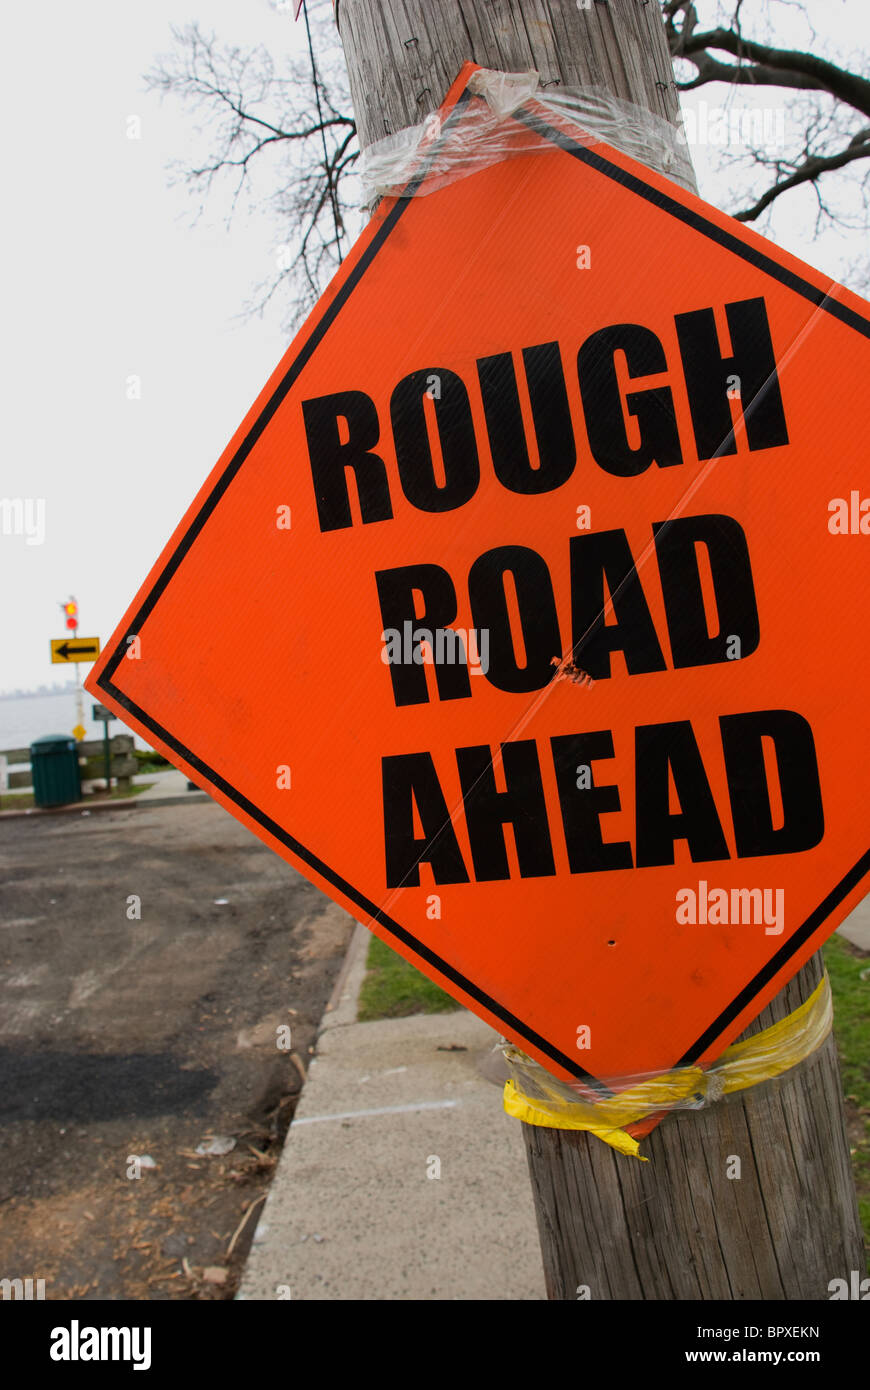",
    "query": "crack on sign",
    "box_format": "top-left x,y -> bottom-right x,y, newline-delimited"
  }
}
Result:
550,654 -> 595,689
